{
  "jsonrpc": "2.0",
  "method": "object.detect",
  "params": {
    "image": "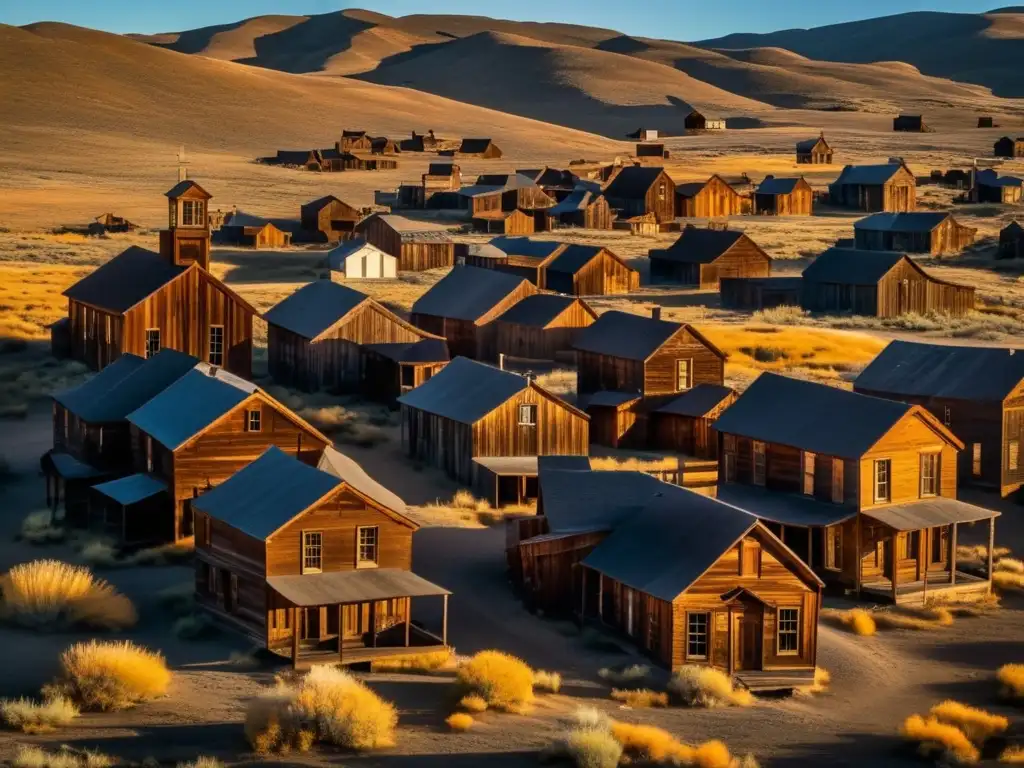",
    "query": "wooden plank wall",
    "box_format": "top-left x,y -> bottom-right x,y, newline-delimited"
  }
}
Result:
677,177 -> 746,218
645,328 -> 725,395
576,351 -> 644,397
